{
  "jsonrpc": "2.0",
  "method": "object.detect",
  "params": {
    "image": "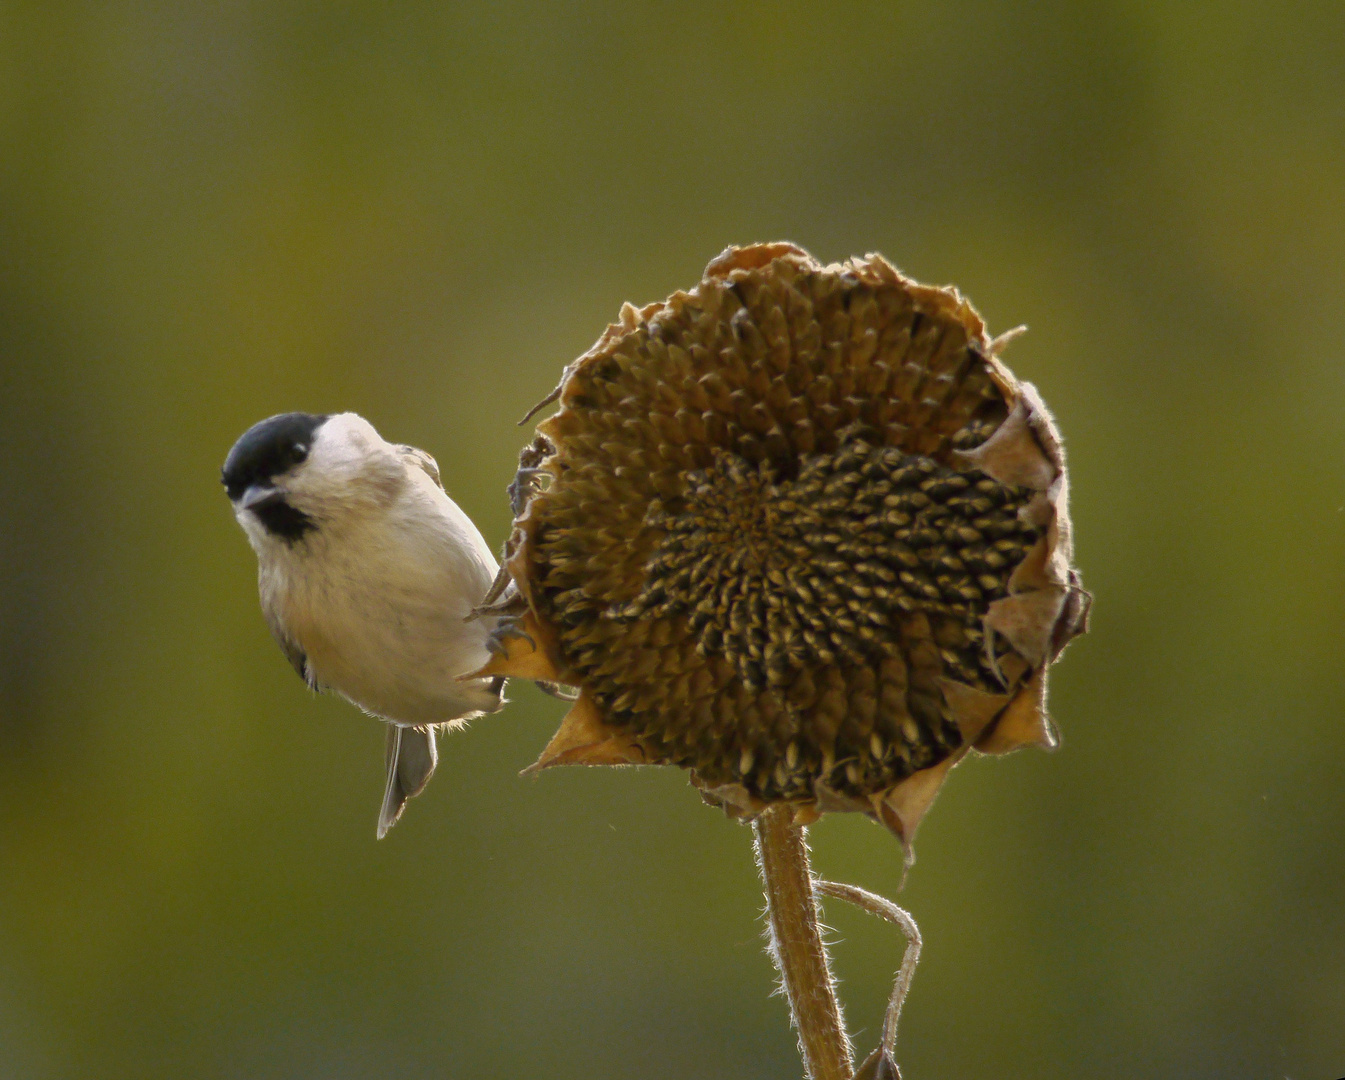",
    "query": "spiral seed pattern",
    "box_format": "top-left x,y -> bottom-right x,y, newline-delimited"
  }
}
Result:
619,438 -> 1037,693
